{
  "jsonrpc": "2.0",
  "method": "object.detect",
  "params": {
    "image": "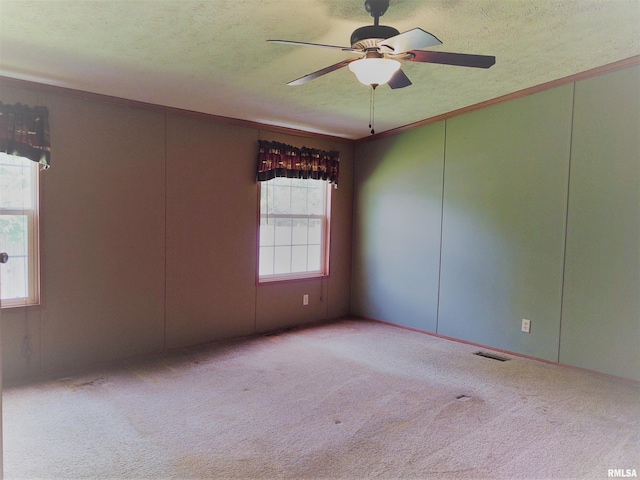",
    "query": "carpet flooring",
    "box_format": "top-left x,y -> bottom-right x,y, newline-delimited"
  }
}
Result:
3,318 -> 639,479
